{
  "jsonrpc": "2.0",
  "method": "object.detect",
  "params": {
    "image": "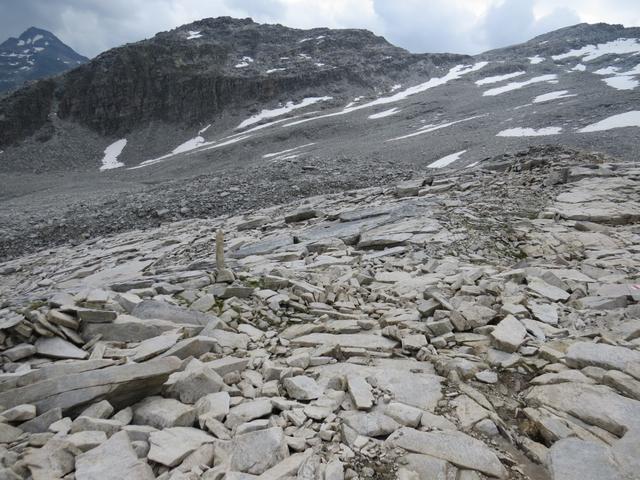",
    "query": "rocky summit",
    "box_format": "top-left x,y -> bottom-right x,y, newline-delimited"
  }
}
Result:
0,27 -> 88,95
0,146 -> 639,479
